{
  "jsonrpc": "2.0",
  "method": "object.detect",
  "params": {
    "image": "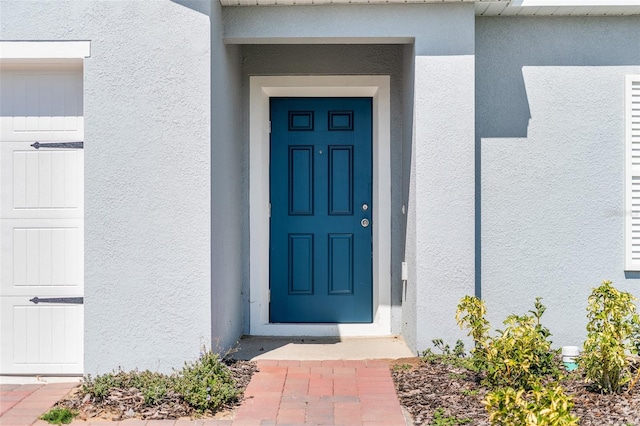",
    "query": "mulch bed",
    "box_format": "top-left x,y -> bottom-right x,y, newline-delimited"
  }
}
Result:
56,360 -> 257,421
391,357 -> 640,426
